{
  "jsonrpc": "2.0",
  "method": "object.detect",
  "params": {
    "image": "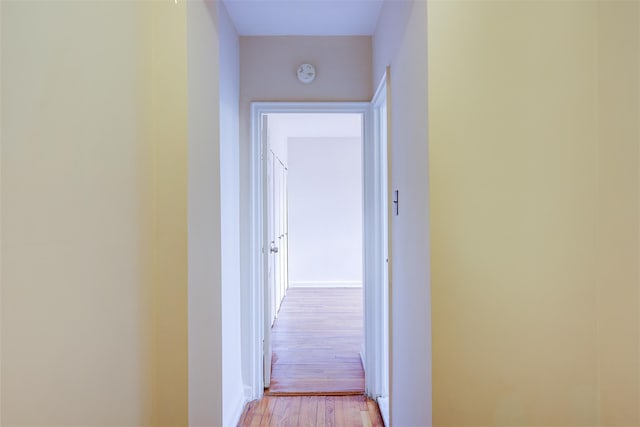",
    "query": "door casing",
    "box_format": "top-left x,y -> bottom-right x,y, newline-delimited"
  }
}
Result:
245,101 -> 389,400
